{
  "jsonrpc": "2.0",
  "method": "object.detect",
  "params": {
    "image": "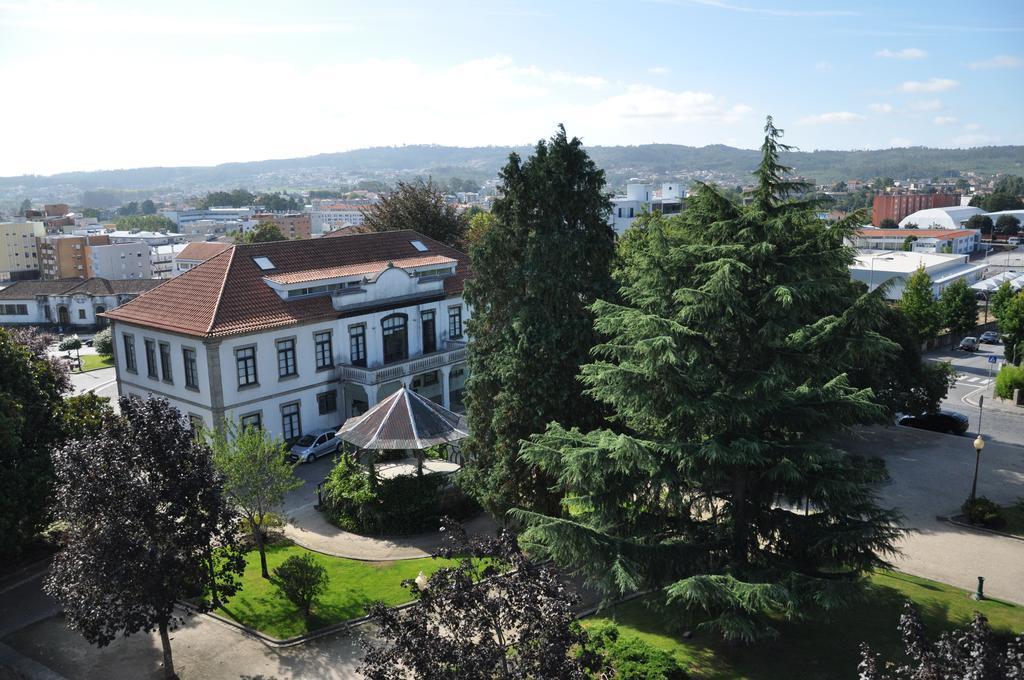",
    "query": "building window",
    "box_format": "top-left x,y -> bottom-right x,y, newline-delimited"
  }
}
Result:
281,402 -> 301,441
78,308 -> 86,320
448,306 -> 463,339
159,342 -> 173,382
421,310 -> 436,354
382,314 -> 408,364
349,324 -> 366,367
240,412 -> 262,430
183,347 -> 199,390
123,334 -> 137,373
314,331 -> 333,369
318,390 -> 338,415
235,346 -> 258,387
145,339 -> 157,378
277,338 -> 297,378
0,304 -> 28,315
44,305 -> 51,320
